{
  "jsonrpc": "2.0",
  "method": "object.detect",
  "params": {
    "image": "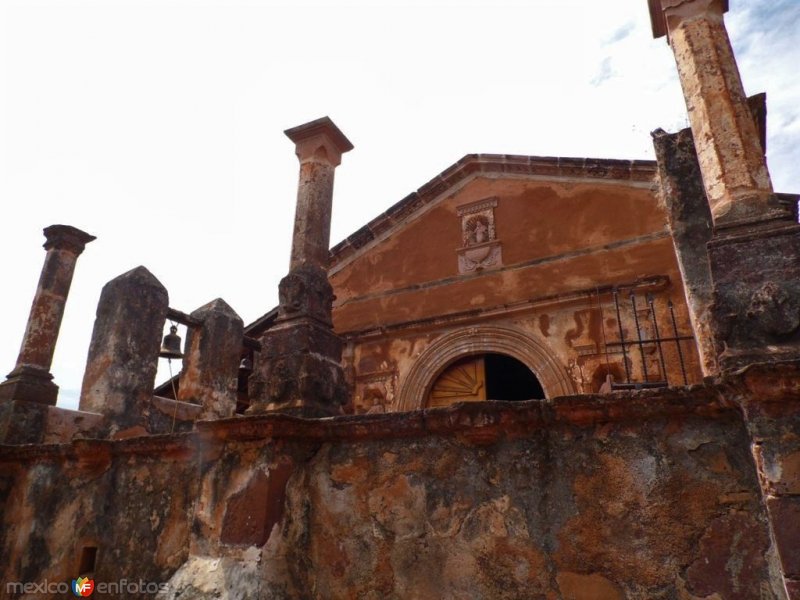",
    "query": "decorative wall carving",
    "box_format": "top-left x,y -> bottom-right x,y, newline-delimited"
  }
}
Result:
456,197 -> 503,274
353,369 -> 397,414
